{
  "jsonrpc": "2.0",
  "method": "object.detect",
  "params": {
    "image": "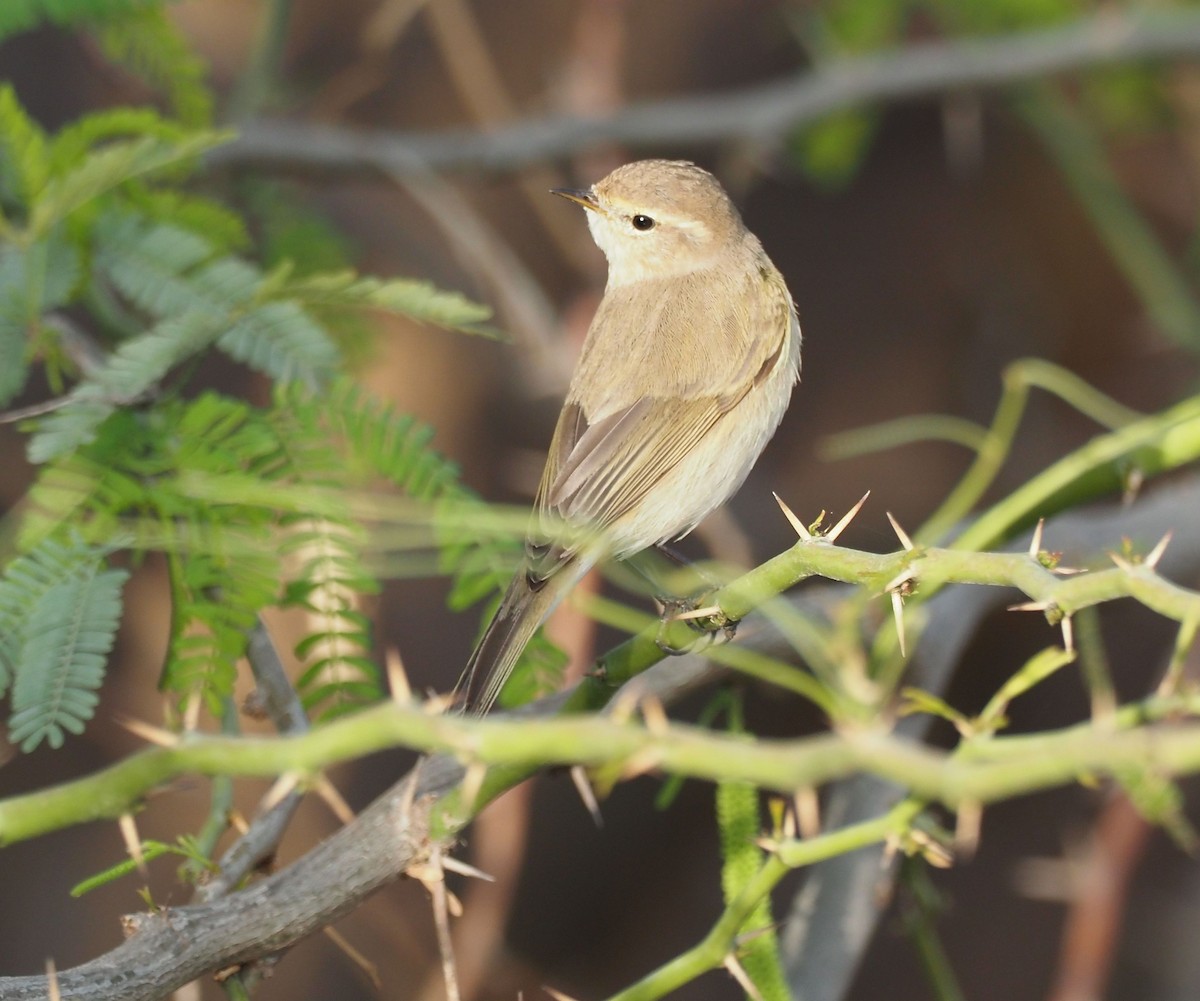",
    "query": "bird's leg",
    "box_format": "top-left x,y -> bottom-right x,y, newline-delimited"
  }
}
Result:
627,546 -> 738,655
